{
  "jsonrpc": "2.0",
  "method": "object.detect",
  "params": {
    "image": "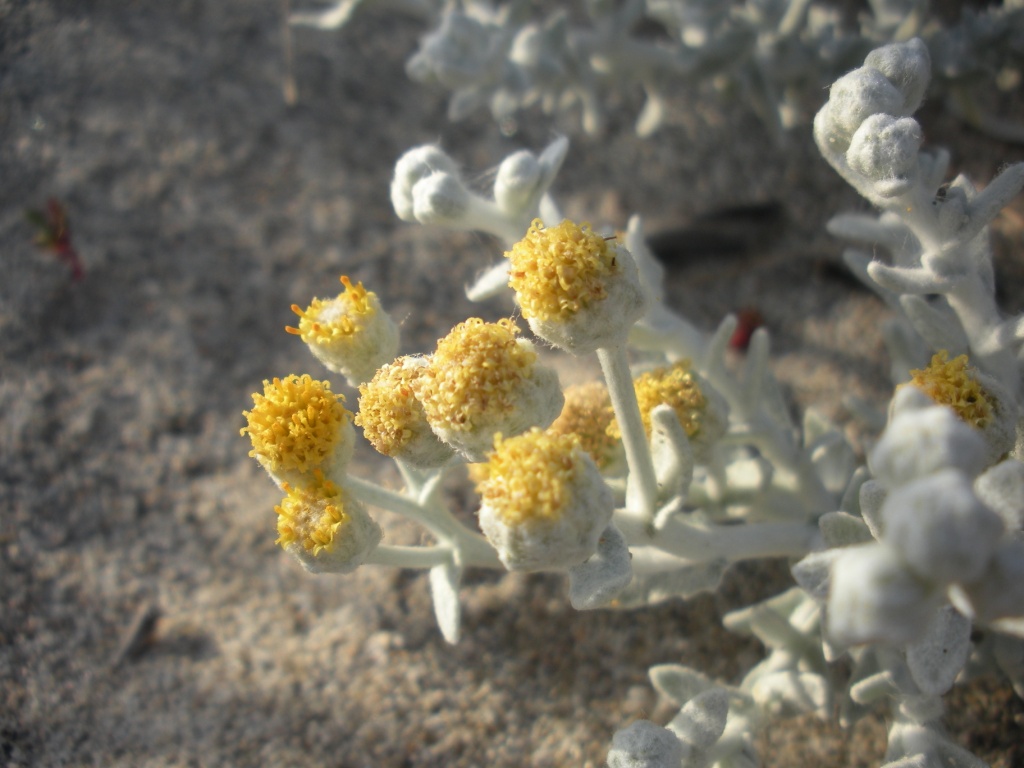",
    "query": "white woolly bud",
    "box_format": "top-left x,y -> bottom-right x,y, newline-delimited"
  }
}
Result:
494,150 -> 542,214
827,543 -> 939,647
607,720 -> 685,768
863,38 -> 931,115
846,114 -> 922,197
820,67 -> 904,148
869,396 -> 989,488
391,145 -> 459,222
411,171 -> 471,225
476,429 -> 614,571
882,468 -> 1005,585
